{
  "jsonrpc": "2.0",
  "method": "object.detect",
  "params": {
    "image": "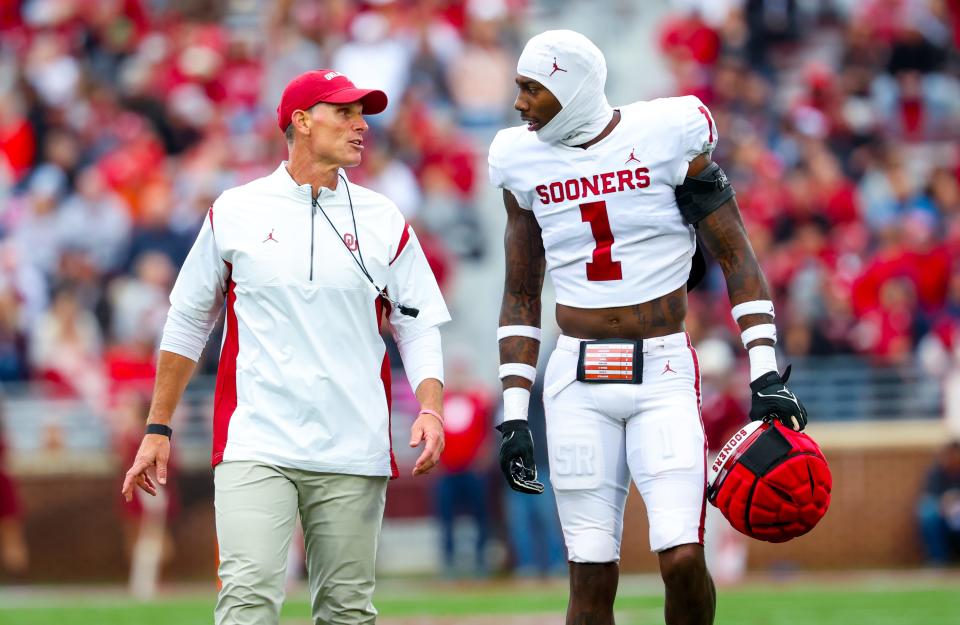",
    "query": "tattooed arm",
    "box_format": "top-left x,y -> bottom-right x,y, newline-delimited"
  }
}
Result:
495,189 -> 547,494
688,154 -> 808,430
686,154 -> 773,347
499,189 -> 546,391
